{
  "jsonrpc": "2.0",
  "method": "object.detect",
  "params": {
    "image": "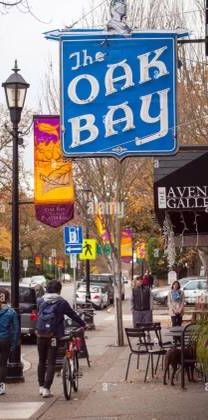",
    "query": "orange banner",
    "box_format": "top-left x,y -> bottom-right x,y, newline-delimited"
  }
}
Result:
34,116 -> 74,205
35,255 -> 42,266
121,229 -> 133,263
